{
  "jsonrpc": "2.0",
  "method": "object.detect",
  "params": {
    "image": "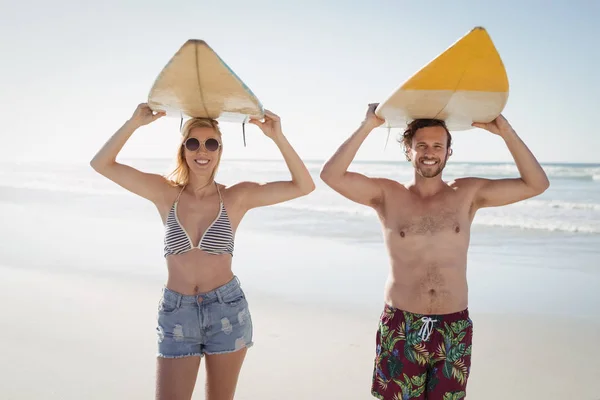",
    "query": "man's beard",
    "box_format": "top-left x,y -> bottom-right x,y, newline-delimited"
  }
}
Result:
414,156 -> 447,178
